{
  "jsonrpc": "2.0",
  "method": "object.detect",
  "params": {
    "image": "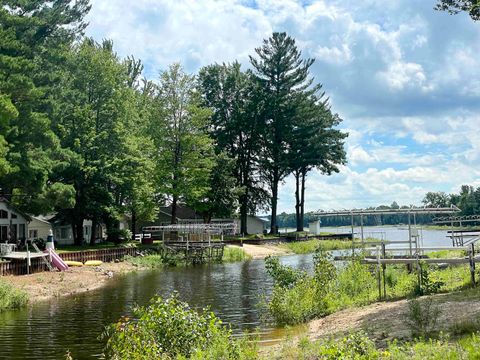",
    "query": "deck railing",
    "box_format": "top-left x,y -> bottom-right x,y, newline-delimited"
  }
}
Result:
0,247 -> 141,276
